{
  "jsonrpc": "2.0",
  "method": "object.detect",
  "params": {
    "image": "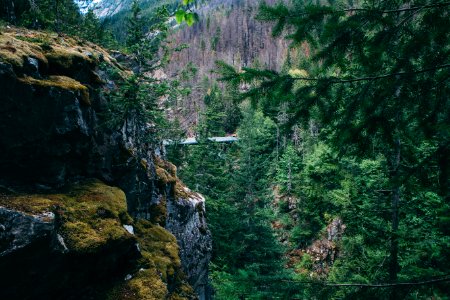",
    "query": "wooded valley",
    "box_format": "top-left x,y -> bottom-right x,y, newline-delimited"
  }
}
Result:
0,0 -> 448,299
